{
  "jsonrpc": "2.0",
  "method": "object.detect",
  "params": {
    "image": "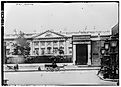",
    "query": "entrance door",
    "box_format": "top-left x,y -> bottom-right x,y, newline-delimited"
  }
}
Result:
76,44 -> 88,65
